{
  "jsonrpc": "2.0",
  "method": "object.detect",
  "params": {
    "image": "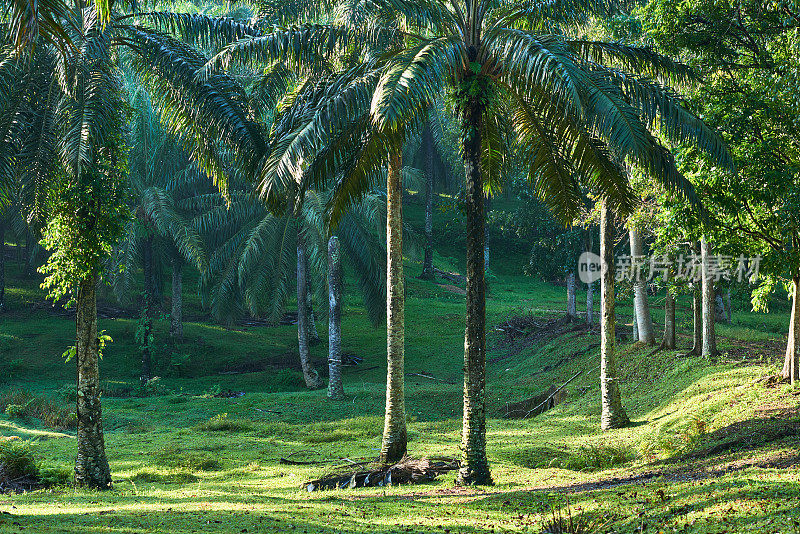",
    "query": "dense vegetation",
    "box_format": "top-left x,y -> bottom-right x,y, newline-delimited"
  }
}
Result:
1,0 -> 799,532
